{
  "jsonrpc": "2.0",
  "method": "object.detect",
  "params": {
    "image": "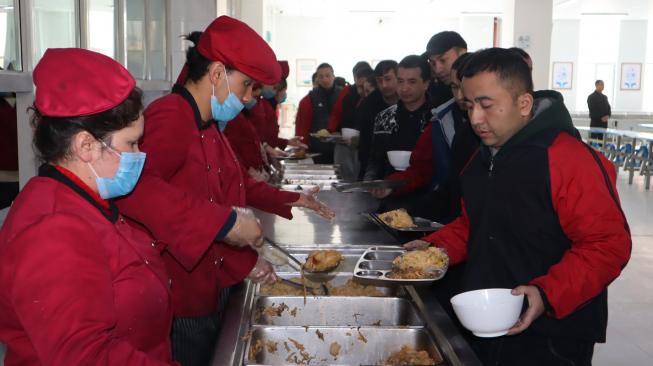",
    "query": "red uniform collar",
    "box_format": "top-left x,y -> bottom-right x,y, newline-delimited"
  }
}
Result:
54,165 -> 111,210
